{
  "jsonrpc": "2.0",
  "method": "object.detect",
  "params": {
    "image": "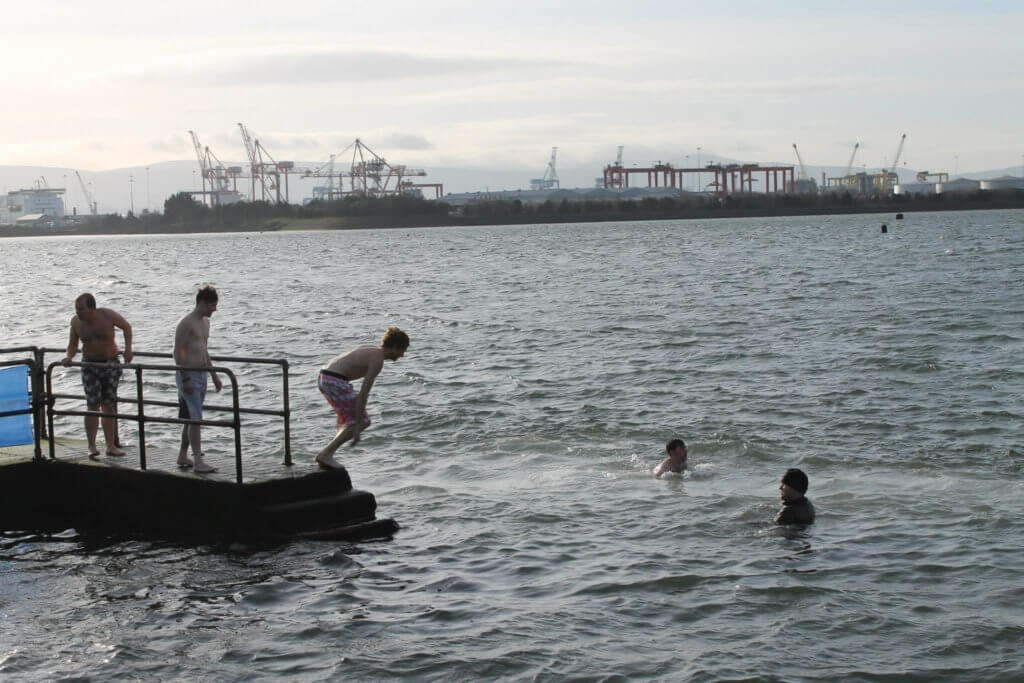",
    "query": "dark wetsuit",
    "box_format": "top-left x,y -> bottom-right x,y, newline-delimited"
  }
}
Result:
775,497 -> 815,525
